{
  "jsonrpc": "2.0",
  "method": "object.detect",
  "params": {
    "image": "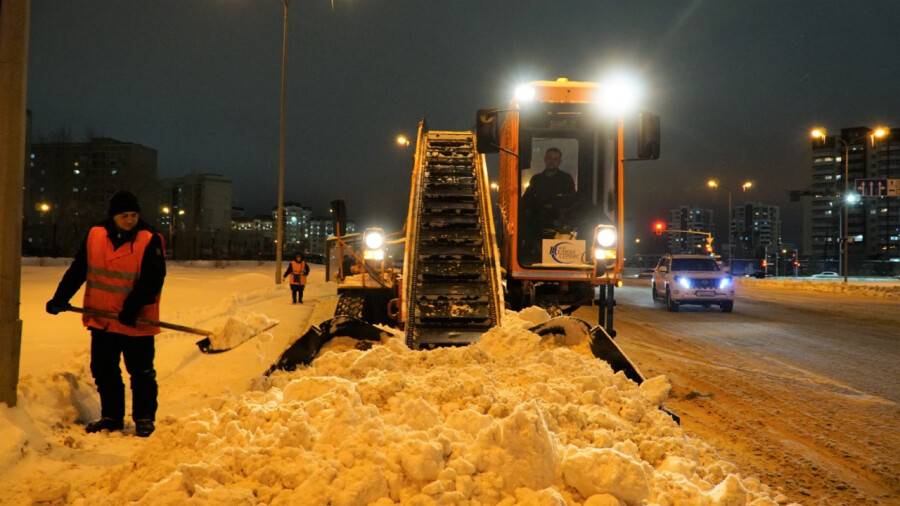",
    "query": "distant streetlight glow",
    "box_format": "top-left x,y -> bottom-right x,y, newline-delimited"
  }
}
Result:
161,206 -> 171,215
37,202 -> 50,213
845,192 -> 860,205
810,128 -> 827,140
634,238 -> 641,244
741,181 -> 753,191
599,73 -> 642,117
489,181 -> 499,191
178,209 -> 186,216
707,179 -> 719,189
513,84 -> 536,102
872,127 -> 889,139
396,134 -> 410,147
